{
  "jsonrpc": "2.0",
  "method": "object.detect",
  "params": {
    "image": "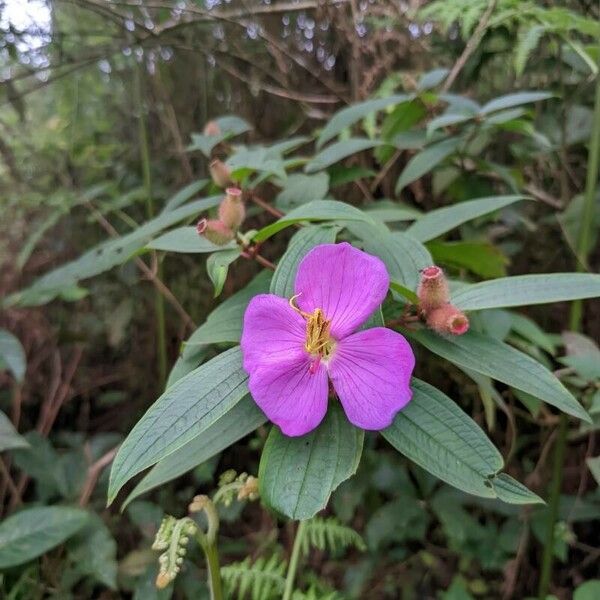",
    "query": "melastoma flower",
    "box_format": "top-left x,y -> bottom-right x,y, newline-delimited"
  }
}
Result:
241,243 -> 415,436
